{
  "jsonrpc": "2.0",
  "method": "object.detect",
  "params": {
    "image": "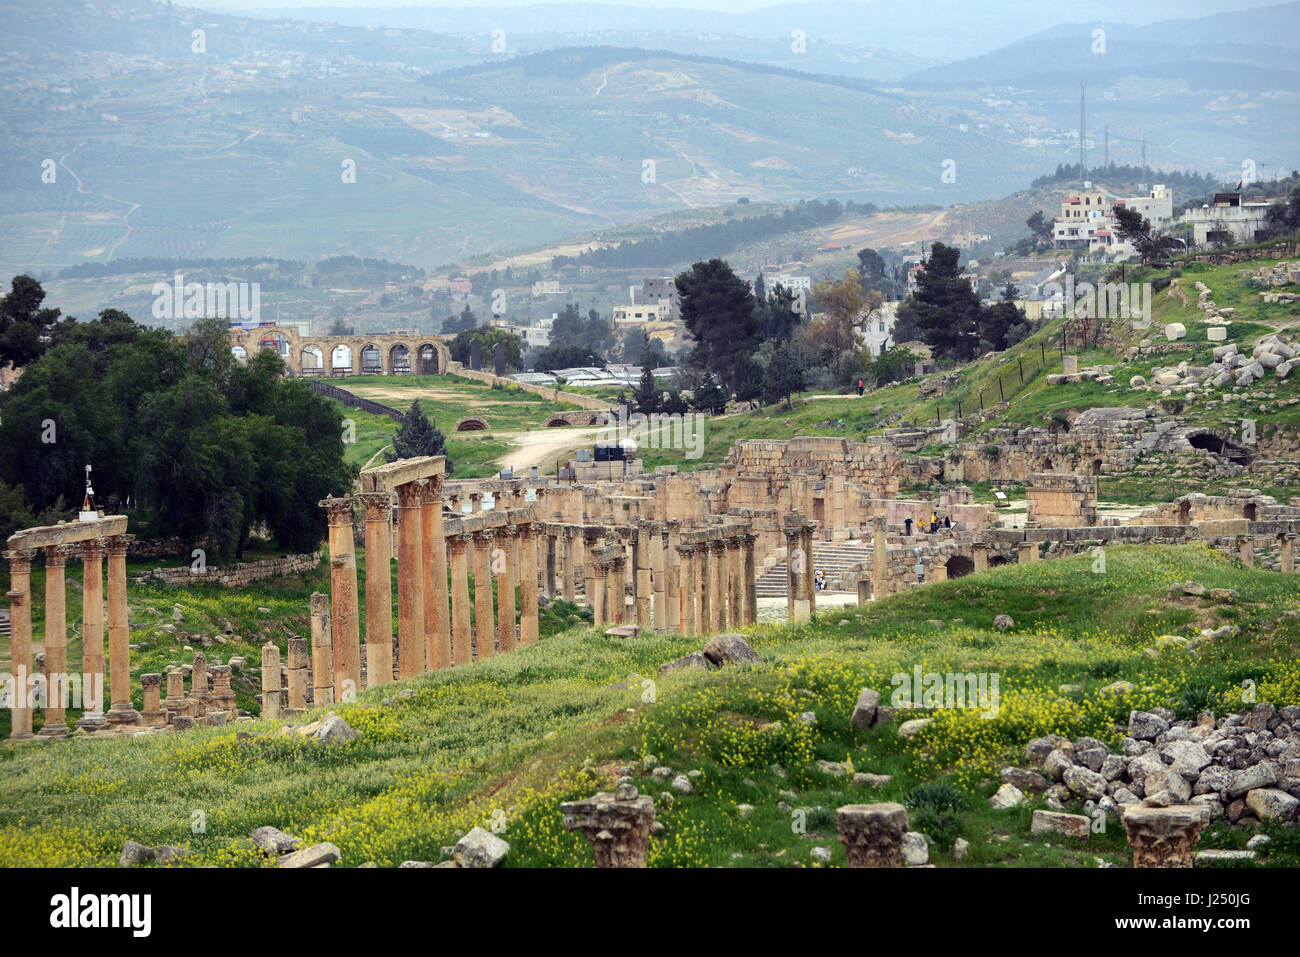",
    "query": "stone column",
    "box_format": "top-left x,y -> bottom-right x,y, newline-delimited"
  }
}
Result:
211,665 -> 235,719
785,528 -> 806,623
423,476 -> 451,671
261,642 -> 281,719
836,803 -> 909,868
519,523 -> 539,645
450,533 -> 474,664
697,541 -> 712,633
1281,534 -> 1295,574
473,529 -> 497,658
357,491 -> 394,689
287,637 -> 309,711
310,592 -> 335,705
496,525 -> 518,654
677,543 -> 697,635
38,544 -> 71,737
1121,806 -> 1208,868
76,538 -> 107,729
871,518 -> 887,601
1237,535 -> 1253,567
664,524 -> 680,634
741,533 -> 758,626
5,549 -> 35,739
649,523 -> 665,631
104,534 -> 139,727
591,557 -> 608,626
972,542 -> 989,573
395,482 -> 427,678
140,674 -> 166,728
801,525 -> 816,616
725,536 -> 742,629
561,786 -> 657,868
1018,541 -> 1037,564
634,528 -> 652,627
320,498 -> 361,699
543,528 -> 557,597
561,528 -> 577,602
